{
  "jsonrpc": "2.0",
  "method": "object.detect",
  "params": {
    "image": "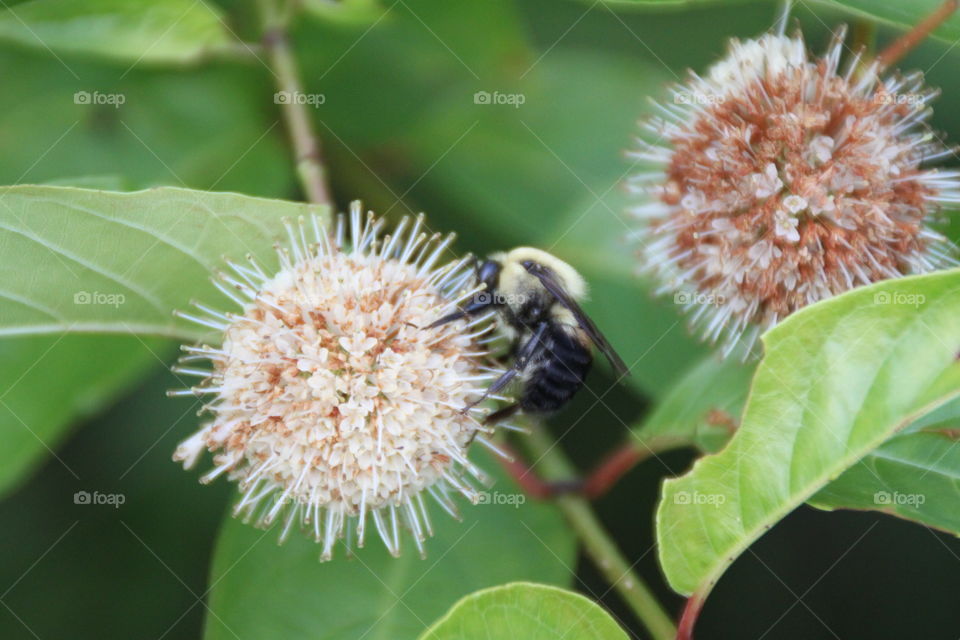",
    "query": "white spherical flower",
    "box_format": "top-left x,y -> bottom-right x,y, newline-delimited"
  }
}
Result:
629,29 -> 959,358
169,203 -> 505,560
